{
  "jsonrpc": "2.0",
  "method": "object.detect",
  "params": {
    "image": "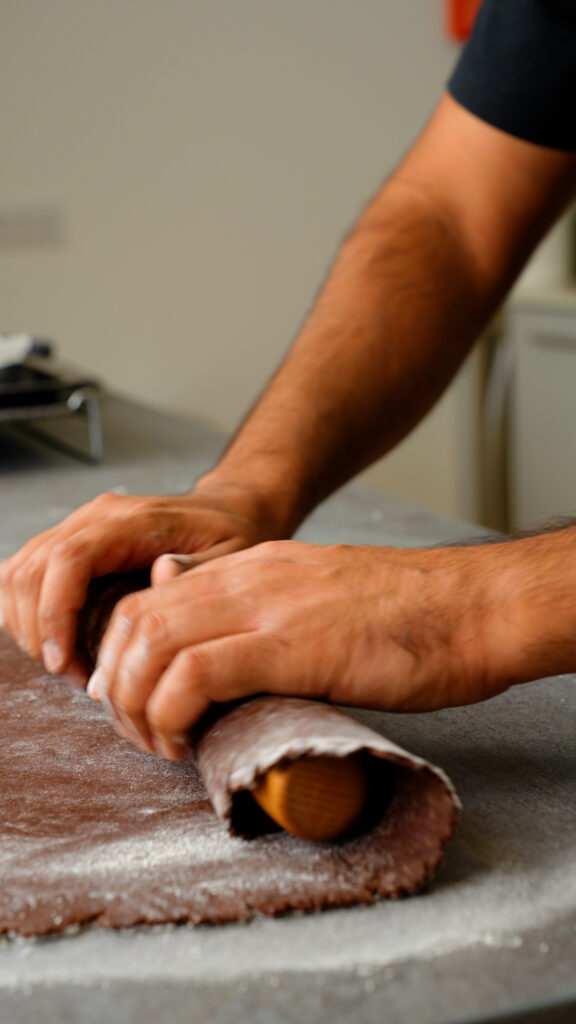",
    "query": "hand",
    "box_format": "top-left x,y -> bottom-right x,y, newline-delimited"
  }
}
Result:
0,480 -> 284,682
90,540 -> 518,760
